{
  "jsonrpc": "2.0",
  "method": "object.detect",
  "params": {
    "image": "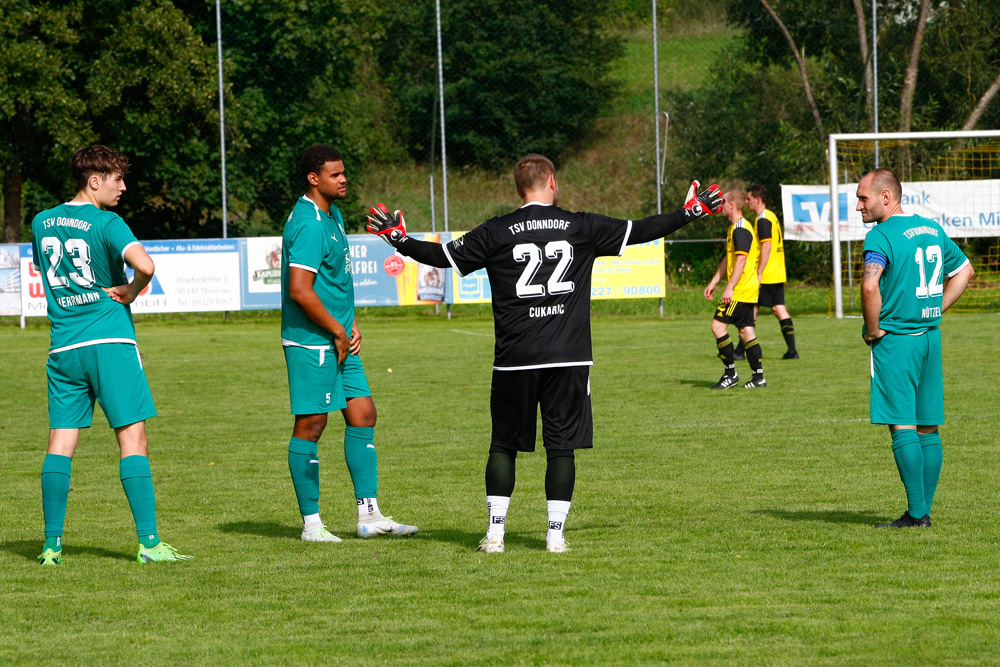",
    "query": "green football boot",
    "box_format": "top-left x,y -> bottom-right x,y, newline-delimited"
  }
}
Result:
136,542 -> 194,563
38,548 -> 62,566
